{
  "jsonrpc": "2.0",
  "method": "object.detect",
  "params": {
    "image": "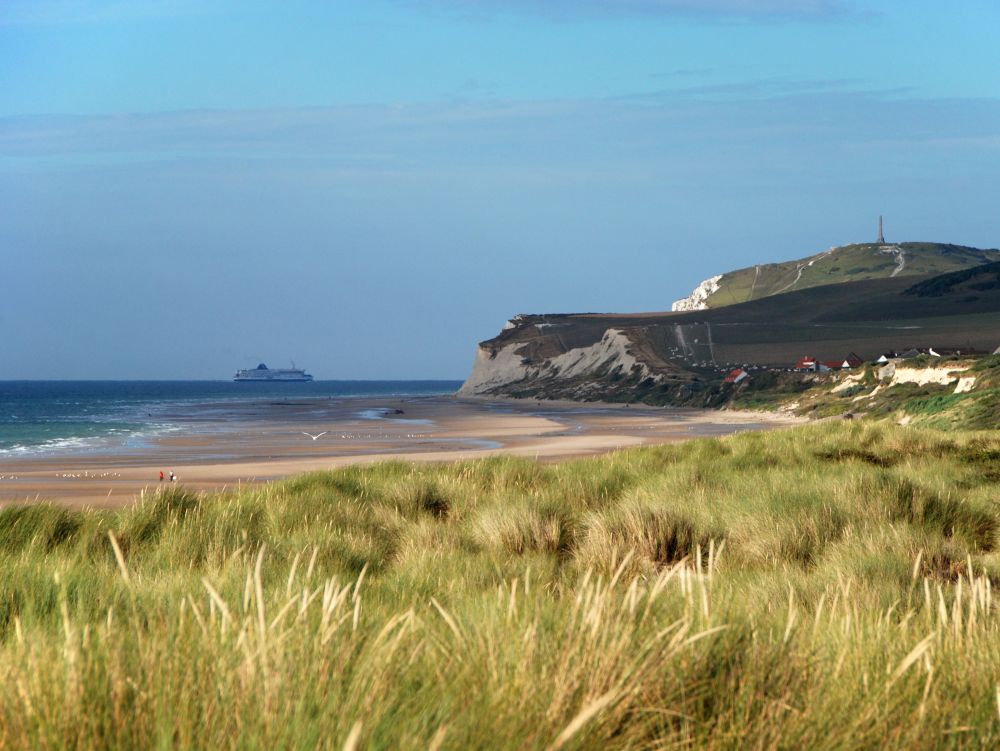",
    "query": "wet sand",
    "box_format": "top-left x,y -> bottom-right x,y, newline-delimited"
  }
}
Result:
0,396 -> 802,508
